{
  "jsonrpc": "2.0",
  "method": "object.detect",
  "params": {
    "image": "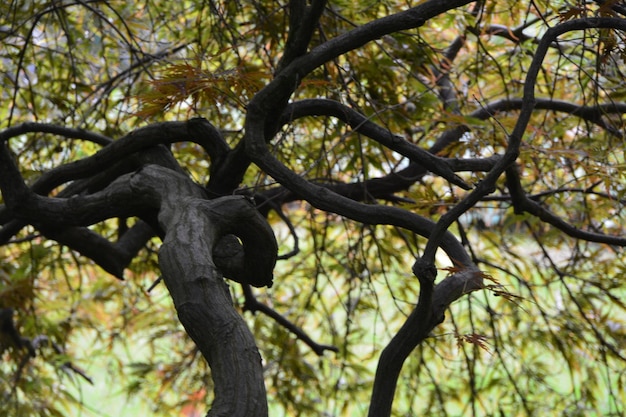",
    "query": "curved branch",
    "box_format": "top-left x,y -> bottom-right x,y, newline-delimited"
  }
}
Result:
250,108 -> 474,265
290,0 -> 476,78
280,99 -> 471,189
472,98 -> 626,138
273,96 -> 623,210
241,285 -> 337,356
245,0 -> 476,274
368,261 -> 483,417
0,118 -> 228,197
0,145 -> 174,270
420,17 -> 626,263
0,122 -> 113,146
486,184 -> 626,206
505,167 -> 626,246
